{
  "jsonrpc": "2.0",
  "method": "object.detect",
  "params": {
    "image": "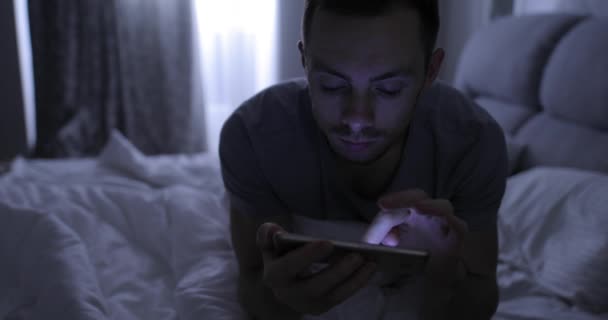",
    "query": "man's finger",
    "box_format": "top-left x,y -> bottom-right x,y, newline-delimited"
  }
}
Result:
256,222 -> 285,251
263,240 -> 333,287
257,223 -> 286,262
381,227 -> 400,247
377,189 -> 429,210
413,199 -> 468,236
363,209 -> 410,244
